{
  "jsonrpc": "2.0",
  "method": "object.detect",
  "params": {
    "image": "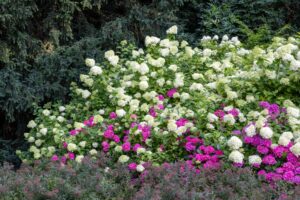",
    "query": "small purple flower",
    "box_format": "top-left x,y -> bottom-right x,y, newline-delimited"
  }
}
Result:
273,146 -> 285,158
228,108 -> 239,117
244,136 -> 253,144
68,152 -> 75,160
